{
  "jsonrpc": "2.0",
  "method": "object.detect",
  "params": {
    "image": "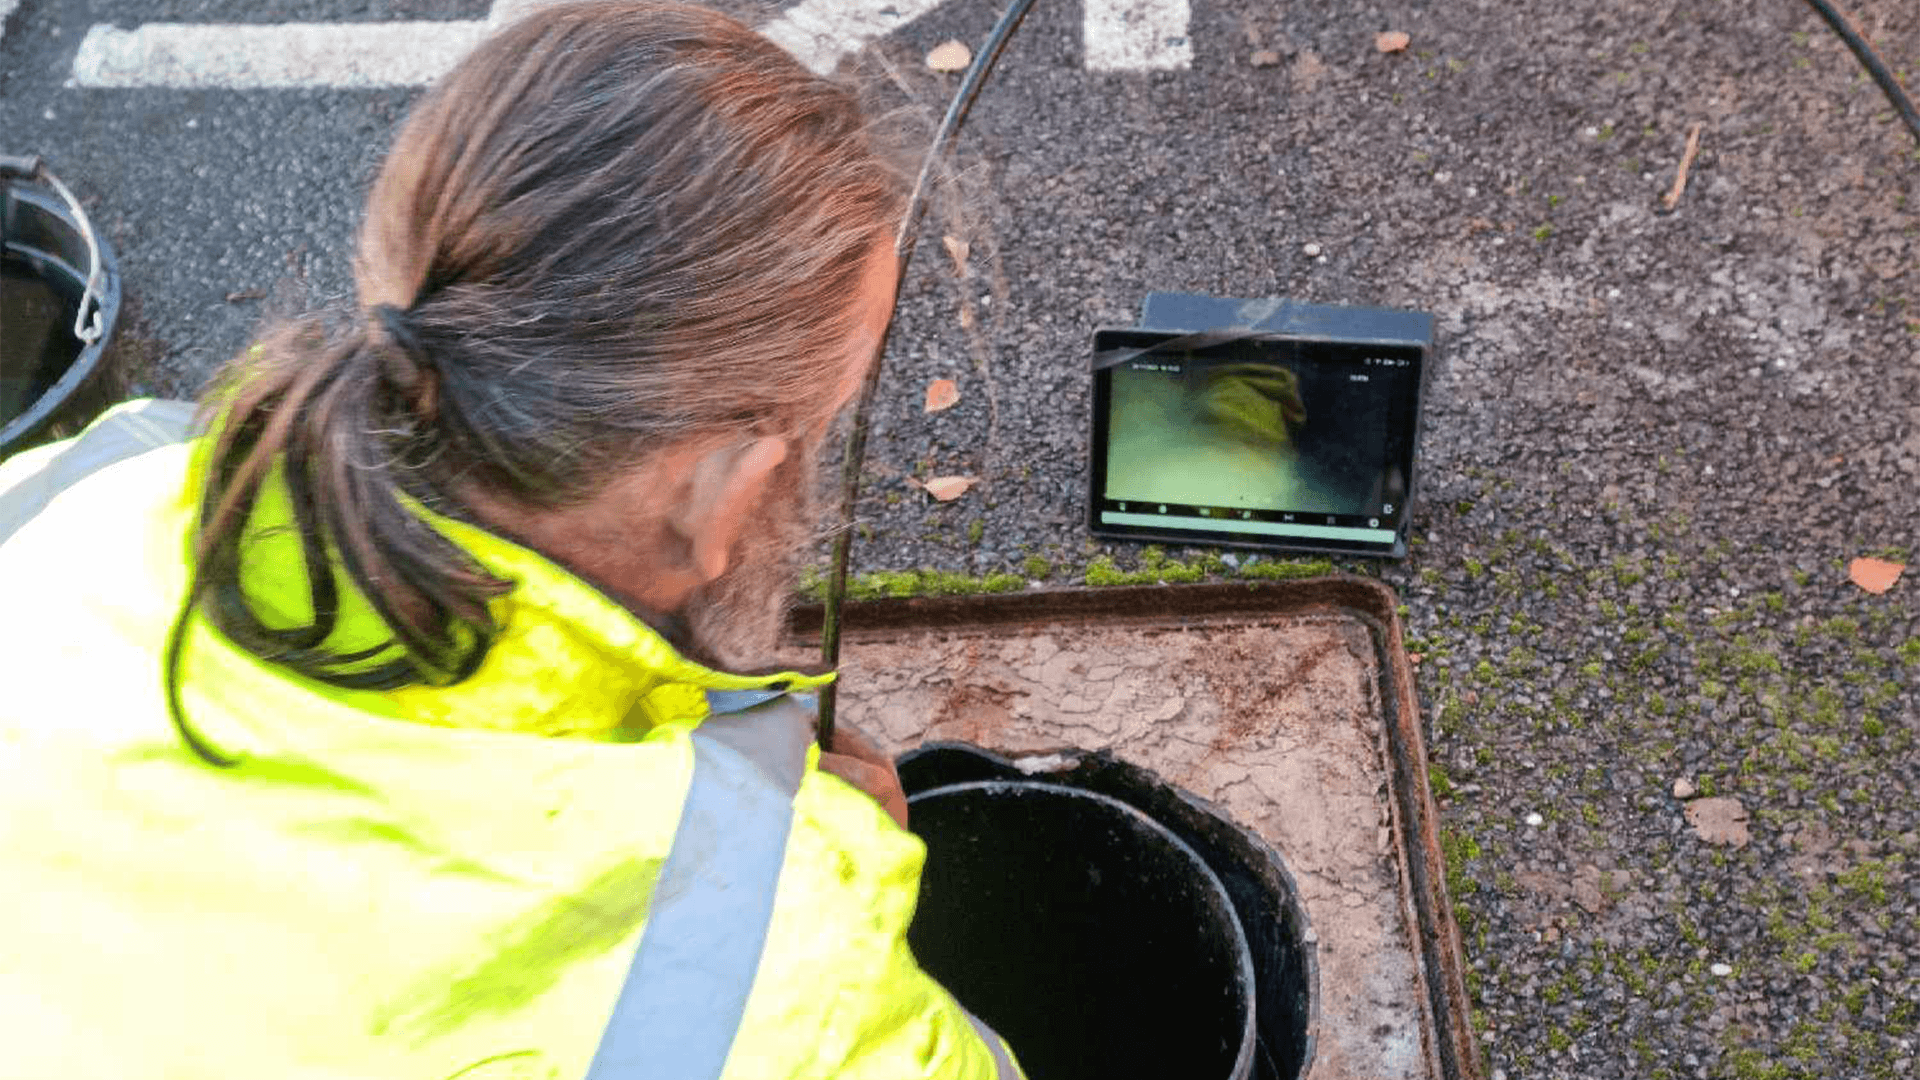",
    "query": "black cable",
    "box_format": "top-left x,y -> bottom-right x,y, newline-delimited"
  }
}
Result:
816,0 -> 1041,749
1803,0 -> 1920,146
